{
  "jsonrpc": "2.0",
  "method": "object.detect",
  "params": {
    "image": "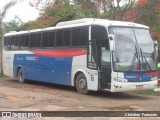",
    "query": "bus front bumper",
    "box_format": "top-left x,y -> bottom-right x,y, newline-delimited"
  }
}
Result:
108,80 -> 158,92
